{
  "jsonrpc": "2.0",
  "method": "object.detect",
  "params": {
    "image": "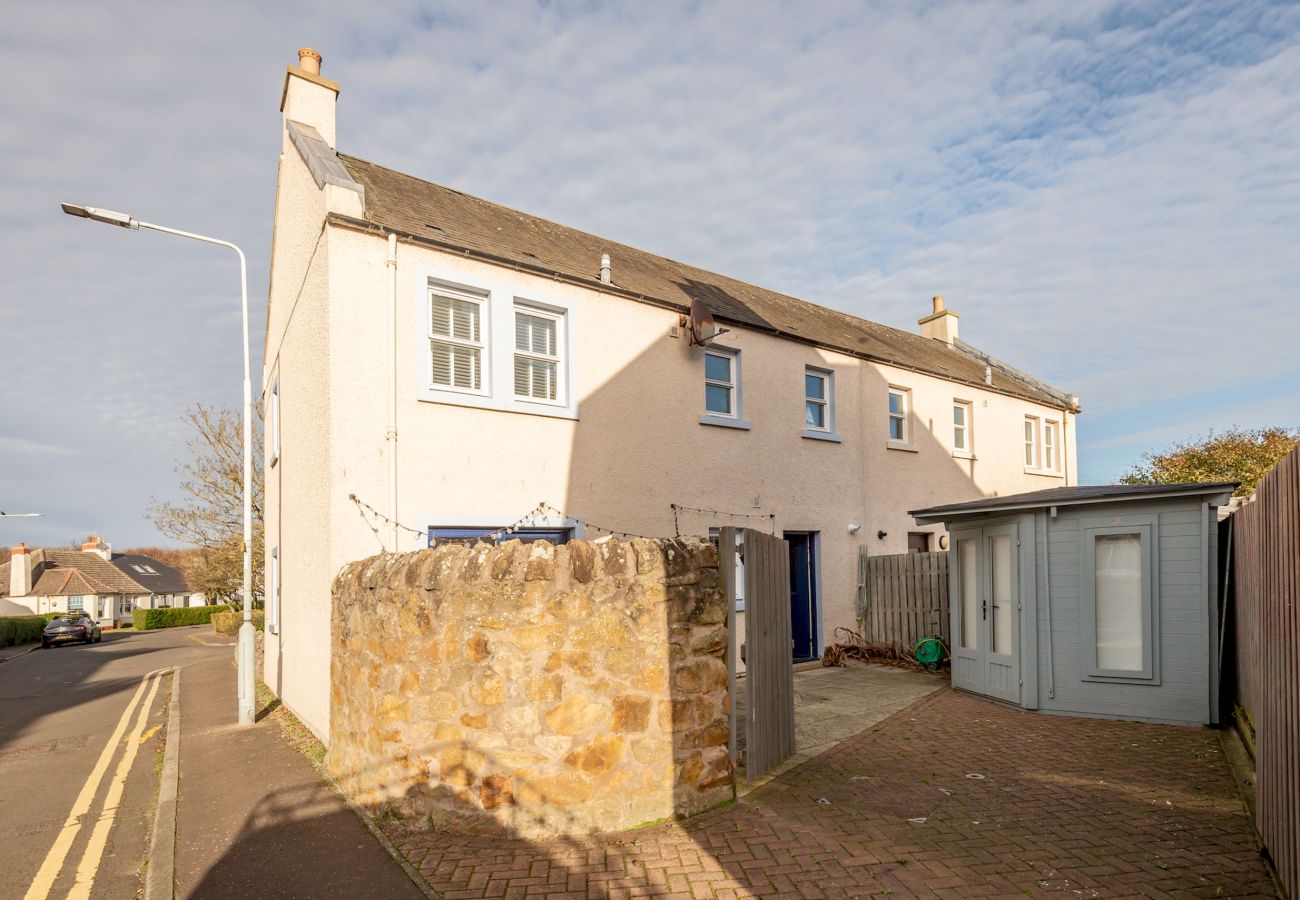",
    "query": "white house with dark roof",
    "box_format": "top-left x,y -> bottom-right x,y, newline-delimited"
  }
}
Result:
1,536 -> 203,623
262,48 -> 1081,739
